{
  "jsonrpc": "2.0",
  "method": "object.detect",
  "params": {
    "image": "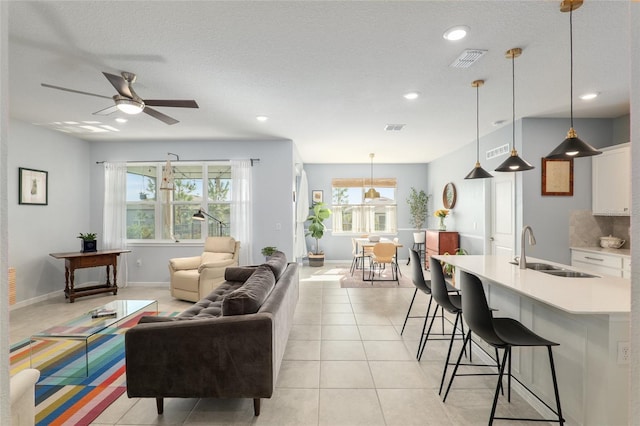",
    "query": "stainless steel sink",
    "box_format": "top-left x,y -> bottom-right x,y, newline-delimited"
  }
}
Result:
540,270 -> 599,278
509,261 -> 562,271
